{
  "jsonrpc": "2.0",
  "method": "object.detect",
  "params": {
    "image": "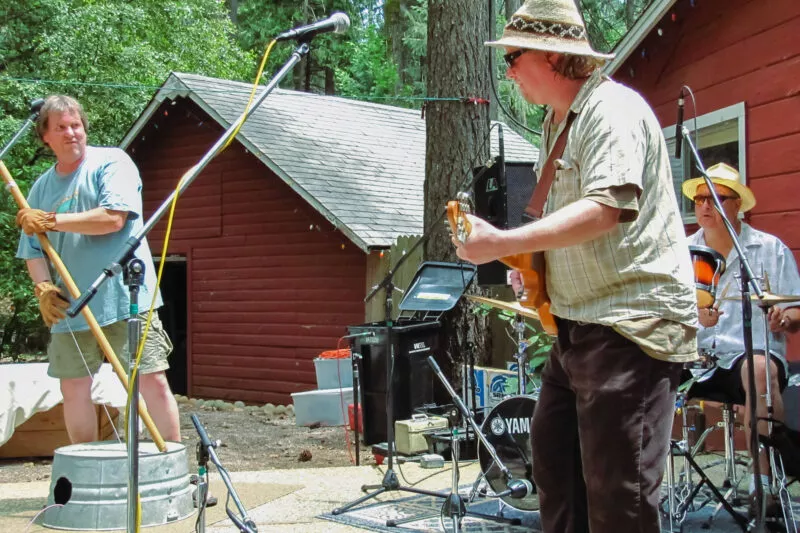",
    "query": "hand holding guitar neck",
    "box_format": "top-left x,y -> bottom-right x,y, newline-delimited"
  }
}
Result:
446,193 -> 557,335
